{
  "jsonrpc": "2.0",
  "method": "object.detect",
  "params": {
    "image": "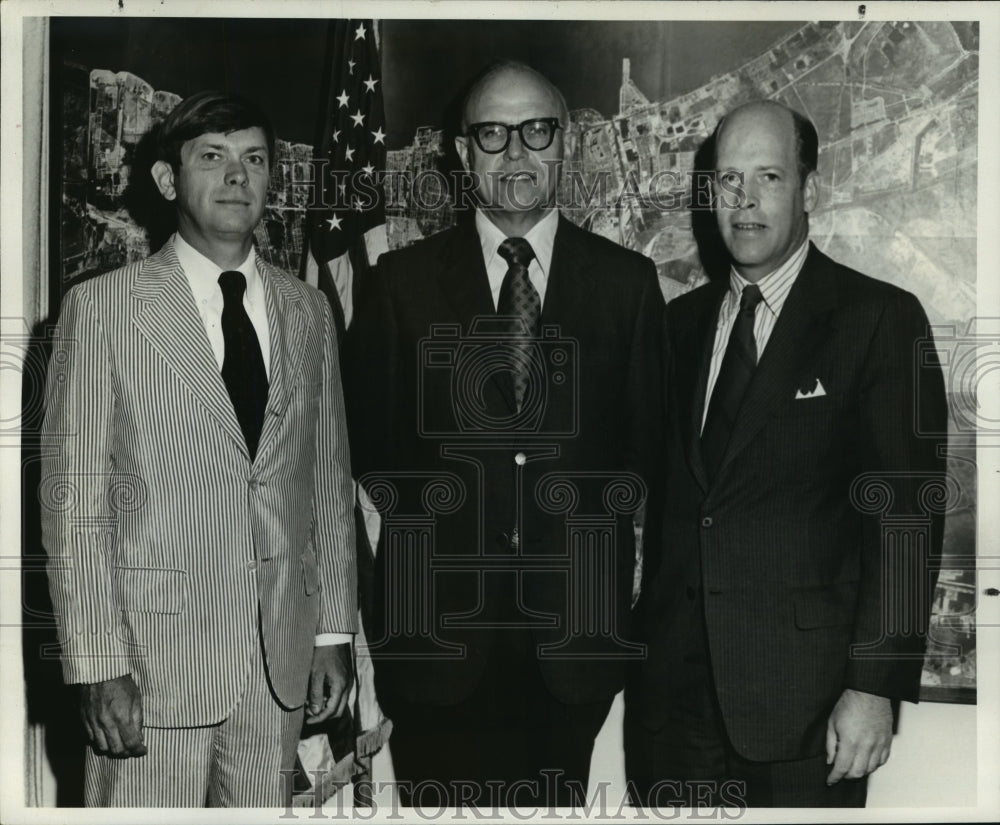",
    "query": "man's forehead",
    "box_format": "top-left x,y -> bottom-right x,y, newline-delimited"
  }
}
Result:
716,112 -> 795,166
469,72 -> 558,117
183,127 -> 267,149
